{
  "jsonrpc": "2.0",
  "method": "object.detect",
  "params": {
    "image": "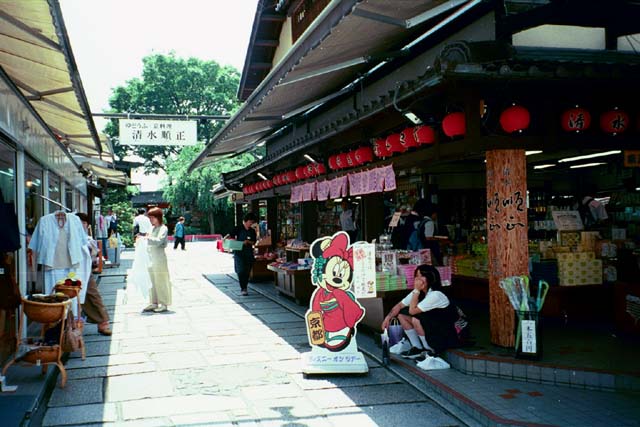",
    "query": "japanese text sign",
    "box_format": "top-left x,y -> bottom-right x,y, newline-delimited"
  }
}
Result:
119,119 -> 197,146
